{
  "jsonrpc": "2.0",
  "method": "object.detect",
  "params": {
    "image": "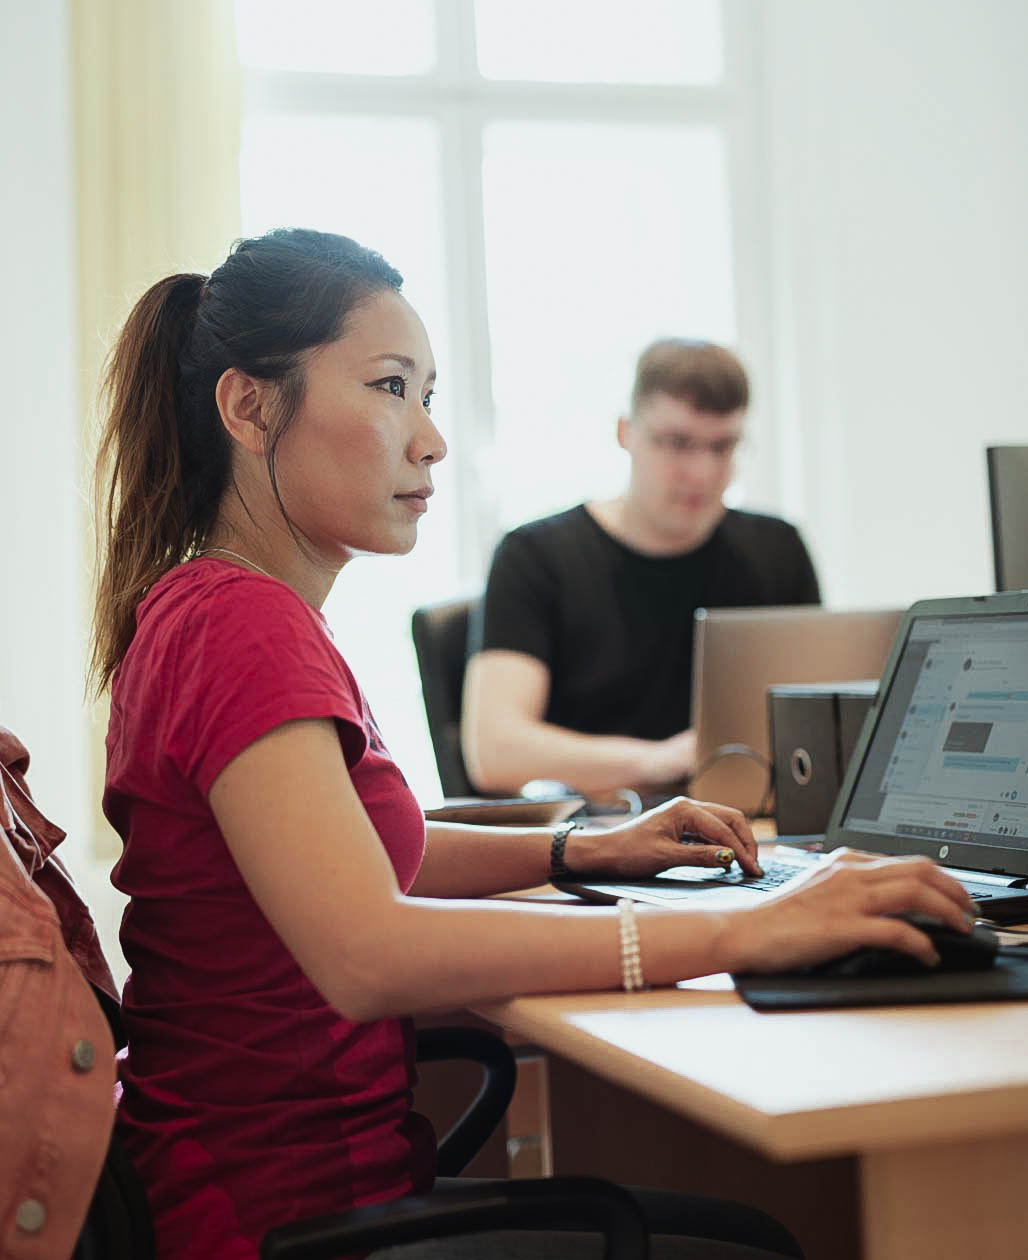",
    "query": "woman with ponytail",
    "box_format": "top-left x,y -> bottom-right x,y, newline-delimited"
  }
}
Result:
93,228 -> 972,1260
